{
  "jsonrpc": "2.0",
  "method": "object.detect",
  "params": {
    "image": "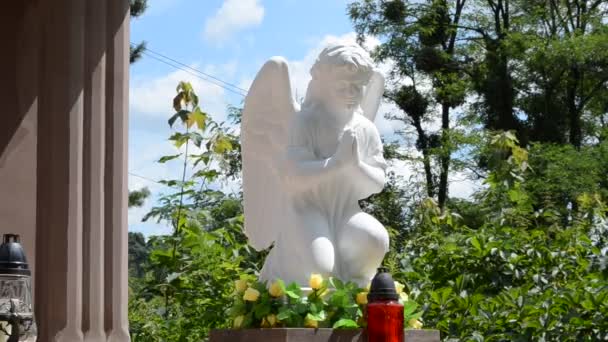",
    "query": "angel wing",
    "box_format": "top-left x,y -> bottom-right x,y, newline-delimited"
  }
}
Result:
241,57 -> 300,250
360,70 -> 385,123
